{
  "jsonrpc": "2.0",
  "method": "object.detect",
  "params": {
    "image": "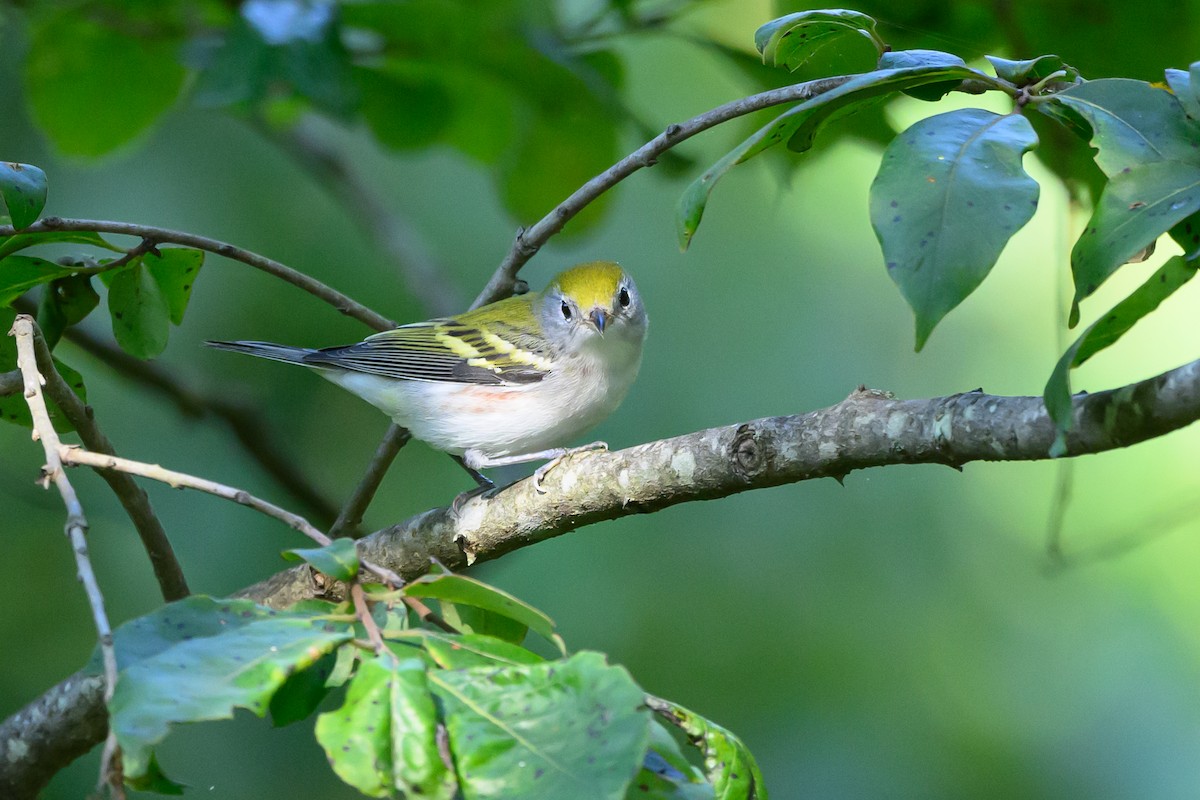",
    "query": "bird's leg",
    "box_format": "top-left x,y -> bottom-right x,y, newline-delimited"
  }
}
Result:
450,454 -> 495,489
464,442 -> 609,495
449,454 -> 497,514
